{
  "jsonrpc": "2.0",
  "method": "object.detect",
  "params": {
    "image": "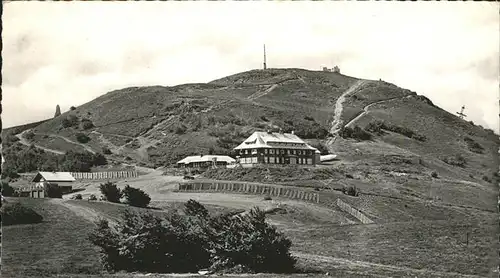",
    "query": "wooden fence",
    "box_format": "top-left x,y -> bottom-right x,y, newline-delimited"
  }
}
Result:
336,198 -> 374,224
178,181 -> 320,204
71,171 -> 138,180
